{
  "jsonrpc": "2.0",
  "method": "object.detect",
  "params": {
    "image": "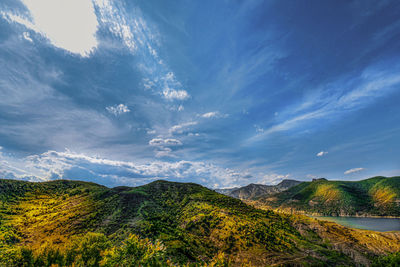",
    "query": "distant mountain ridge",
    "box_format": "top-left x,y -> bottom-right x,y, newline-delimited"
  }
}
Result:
257,176 -> 400,216
216,179 -> 301,200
